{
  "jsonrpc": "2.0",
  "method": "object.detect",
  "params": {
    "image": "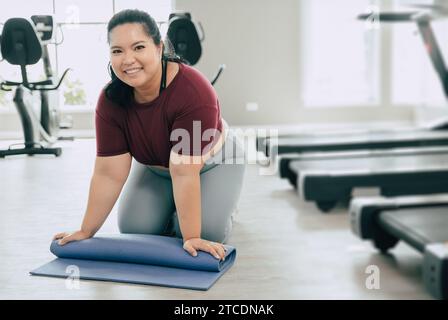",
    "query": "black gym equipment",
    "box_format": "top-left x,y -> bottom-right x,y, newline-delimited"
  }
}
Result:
281,146 -> 448,212
347,8 -> 448,300
30,15 -> 73,138
263,129 -> 448,159
167,11 -> 225,85
257,11 -> 448,160
278,142 -> 448,180
167,12 -> 202,65
350,195 -> 448,299
0,16 -> 72,158
327,8 -> 448,300
273,11 -> 448,212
